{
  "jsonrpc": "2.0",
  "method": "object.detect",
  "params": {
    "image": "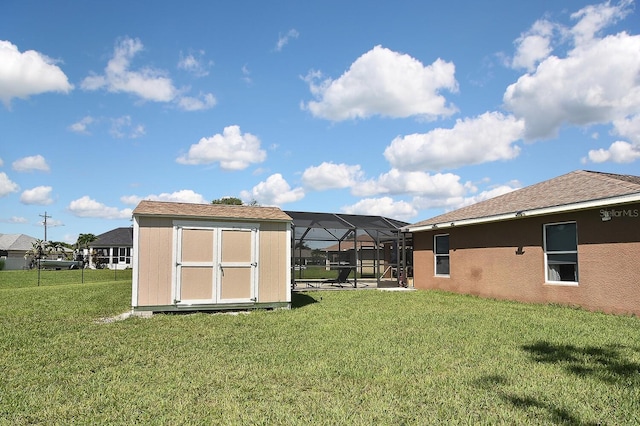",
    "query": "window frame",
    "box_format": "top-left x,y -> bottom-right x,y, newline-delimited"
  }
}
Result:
543,221 -> 579,286
434,233 -> 450,277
